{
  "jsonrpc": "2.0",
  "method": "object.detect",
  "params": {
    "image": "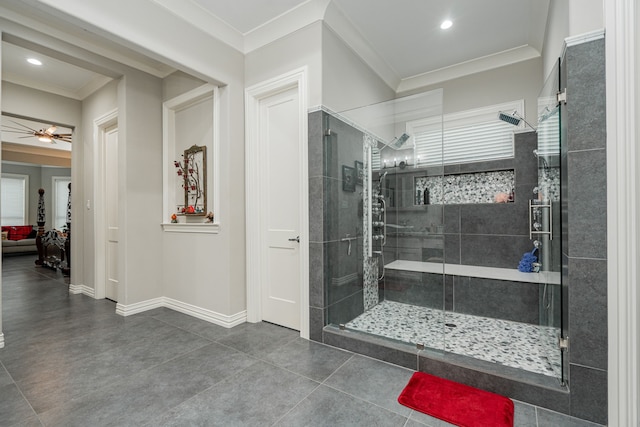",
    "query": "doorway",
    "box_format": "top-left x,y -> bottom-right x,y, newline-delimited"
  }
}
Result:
94,109 -> 118,301
245,68 -> 309,337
